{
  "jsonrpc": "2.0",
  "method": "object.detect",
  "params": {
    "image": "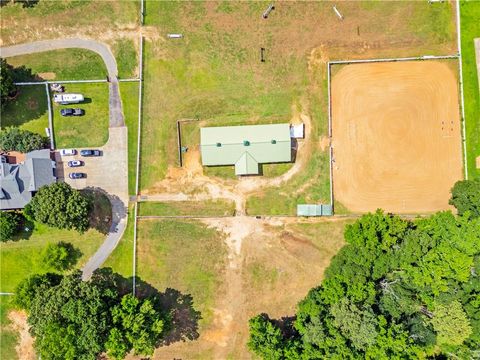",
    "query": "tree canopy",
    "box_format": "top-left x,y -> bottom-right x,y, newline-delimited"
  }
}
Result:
0,211 -> 20,241
14,271 -> 172,360
449,178 -> 480,218
0,127 -> 47,153
24,182 -> 91,232
0,58 -> 15,109
248,210 -> 480,359
41,242 -> 80,271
